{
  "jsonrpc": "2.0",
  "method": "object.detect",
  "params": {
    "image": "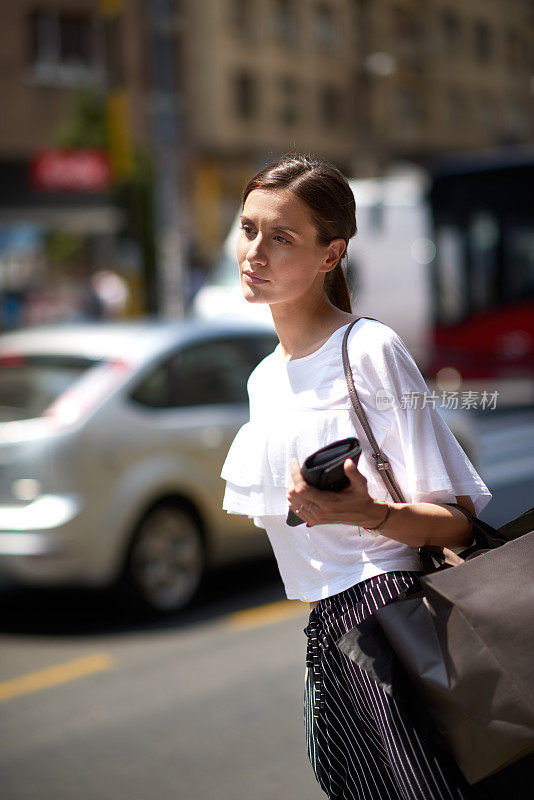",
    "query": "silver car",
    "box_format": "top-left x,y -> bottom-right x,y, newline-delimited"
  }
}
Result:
0,319 -> 277,612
